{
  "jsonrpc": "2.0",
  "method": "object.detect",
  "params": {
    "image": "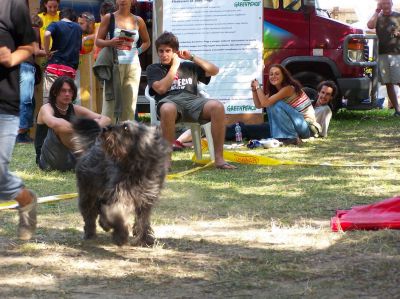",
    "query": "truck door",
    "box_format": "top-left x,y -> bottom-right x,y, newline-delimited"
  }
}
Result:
263,0 -> 311,72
